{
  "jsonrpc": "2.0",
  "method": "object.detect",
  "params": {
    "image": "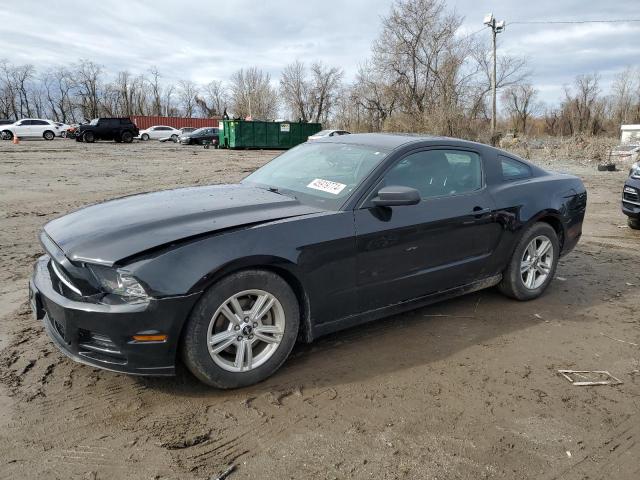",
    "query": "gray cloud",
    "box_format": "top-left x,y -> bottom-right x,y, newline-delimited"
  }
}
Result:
1,0 -> 639,105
